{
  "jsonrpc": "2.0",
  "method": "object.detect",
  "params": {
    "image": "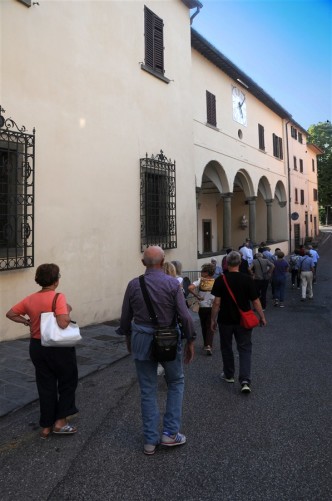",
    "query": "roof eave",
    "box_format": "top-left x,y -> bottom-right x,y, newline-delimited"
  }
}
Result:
191,28 -> 291,120
182,0 -> 203,9
307,143 -> 325,155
